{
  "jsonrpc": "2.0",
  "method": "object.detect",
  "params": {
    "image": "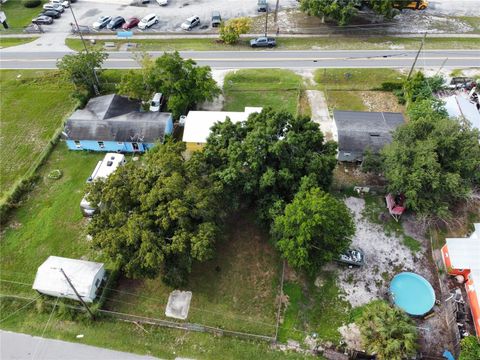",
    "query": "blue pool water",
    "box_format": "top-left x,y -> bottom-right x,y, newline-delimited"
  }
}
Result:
390,272 -> 435,316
